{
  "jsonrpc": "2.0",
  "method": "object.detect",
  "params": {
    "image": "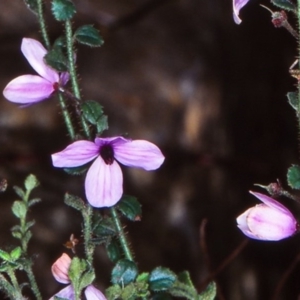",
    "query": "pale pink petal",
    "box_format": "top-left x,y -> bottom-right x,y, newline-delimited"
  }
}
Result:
21,38 -> 59,83
52,141 -> 99,168
49,284 -> 75,300
247,204 -> 297,241
85,285 -> 107,300
3,75 -> 54,103
85,157 -> 123,207
236,208 -> 260,239
113,139 -> 165,170
51,253 -> 71,284
249,191 -> 293,215
233,0 -> 250,24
